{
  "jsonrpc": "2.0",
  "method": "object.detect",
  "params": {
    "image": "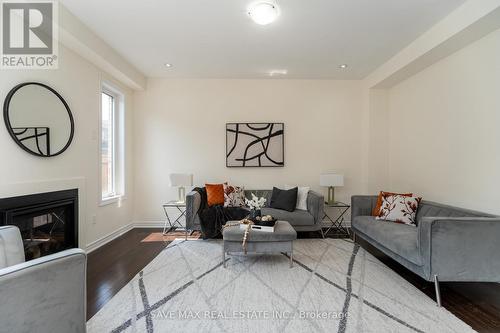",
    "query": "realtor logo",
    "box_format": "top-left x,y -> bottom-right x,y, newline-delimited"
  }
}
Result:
1,0 -> 58,69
